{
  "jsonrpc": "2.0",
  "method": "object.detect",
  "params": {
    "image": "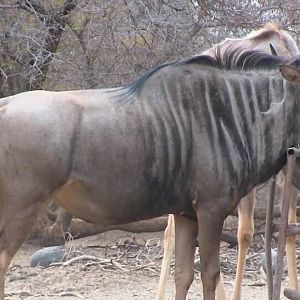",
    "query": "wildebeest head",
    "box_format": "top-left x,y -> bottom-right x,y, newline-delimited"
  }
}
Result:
279,55 -> 300,190
203,22 -> 299,65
